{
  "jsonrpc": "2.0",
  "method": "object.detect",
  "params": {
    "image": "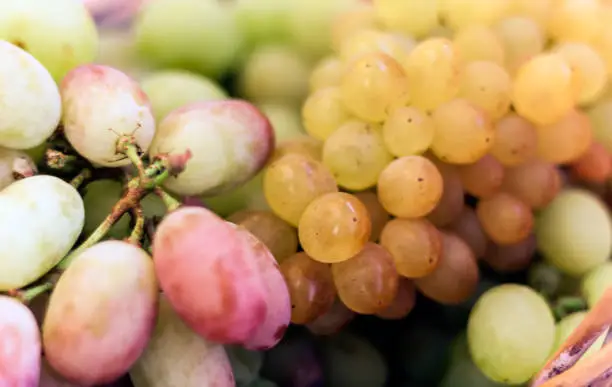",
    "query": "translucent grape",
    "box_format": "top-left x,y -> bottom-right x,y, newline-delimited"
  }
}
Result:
458,61 -> 512,120
263,153 -> 338,226
490,113 -> 537,166
338,29 -> 414,65
259,103 -> 305,142
484,234 -> 536,273
536,189 -> 612,276
547,0 -> 602,43
380,218 -> 442,278
375,279 -> 417,320
353,191 -> 391,242
426,163 -> 465,227
302,87 -> 351,141
330,4 -> 376,52
403,38 -> 463,112
501,160 -> 562,209
536,109 -> 593,164
340,52 -> 408,123
588,99 -> 612,153
306,298 -> 355,336
331,242 -> 399,314
382,106 -> 435,157
377,156 -> 444,218
570,142 -> 612,184
373,0 -> 439,38
476,192 -> 534,245
431,99 -> 495,164
458,155 -> 504,199
270,136 -> 323,163
447,206 -> 489,259
494,17 -> 545,76
322,121 -> 393,191
298,192 -> 372,263
508,0 -> 552,28
0,148 -> 36,191
581,262 -> 612,307
467,284 -> 555,384
414,232 -> 479,304
309,56 -> 343,91
452,25 -> 505,65
440,0 -> 511,31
